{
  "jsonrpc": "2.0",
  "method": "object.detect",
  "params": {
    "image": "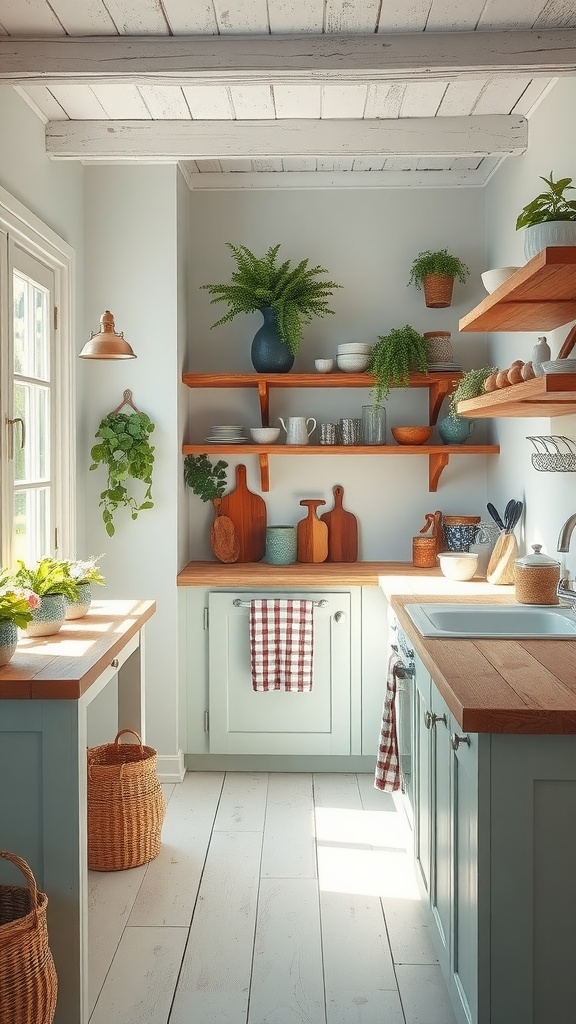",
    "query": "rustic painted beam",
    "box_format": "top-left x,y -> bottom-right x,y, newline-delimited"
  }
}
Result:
45,115 -> 527,160
1,30 -> 575,85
